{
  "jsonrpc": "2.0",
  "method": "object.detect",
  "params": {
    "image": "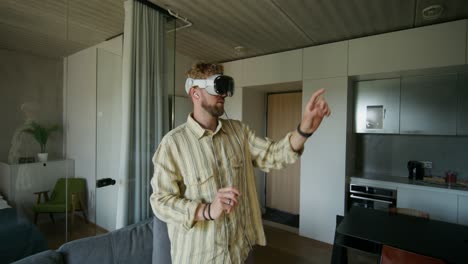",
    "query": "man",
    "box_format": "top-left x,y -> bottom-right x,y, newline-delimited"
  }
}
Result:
150,62 -> 331,263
